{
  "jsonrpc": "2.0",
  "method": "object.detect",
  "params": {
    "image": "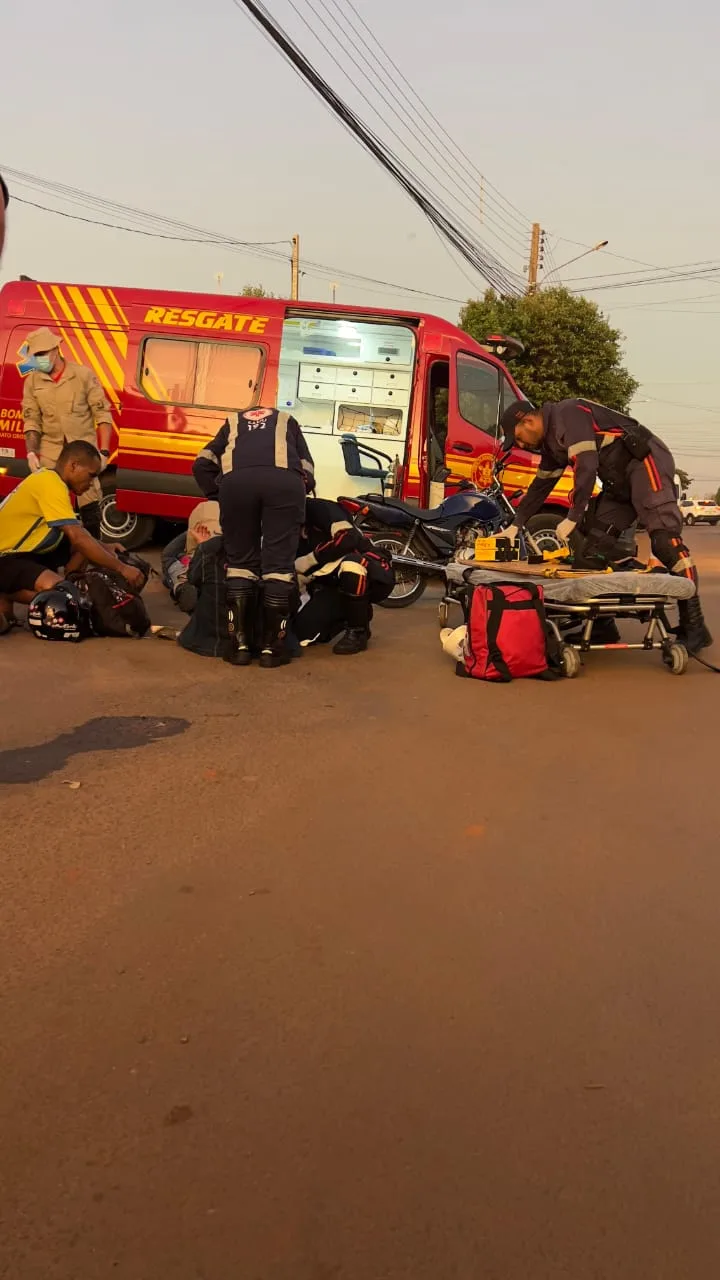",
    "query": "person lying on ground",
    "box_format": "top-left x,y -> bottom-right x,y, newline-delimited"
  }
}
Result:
161,501 -> 222,614
0,440 -> 144,634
